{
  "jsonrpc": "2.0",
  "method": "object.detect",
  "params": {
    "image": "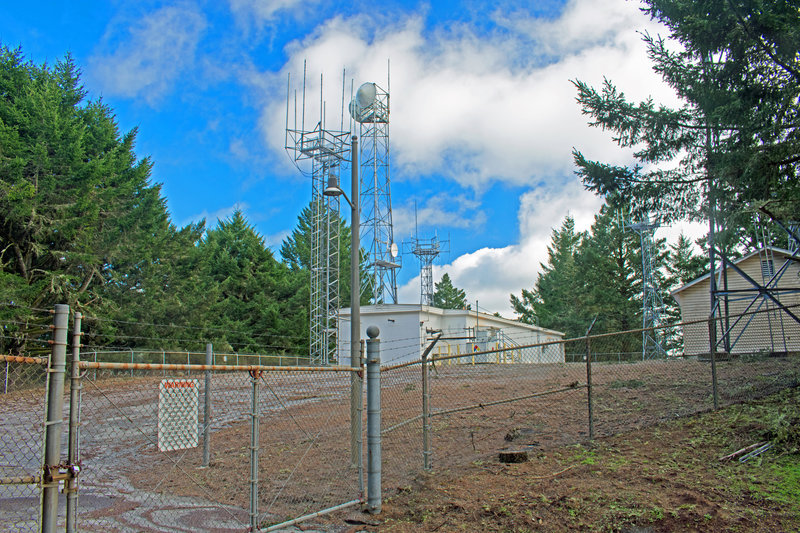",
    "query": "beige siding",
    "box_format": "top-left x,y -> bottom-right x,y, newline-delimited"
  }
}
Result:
676,253 -> 800,356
